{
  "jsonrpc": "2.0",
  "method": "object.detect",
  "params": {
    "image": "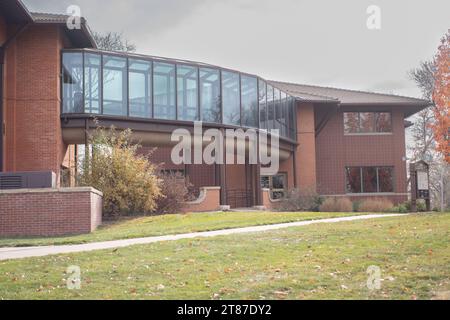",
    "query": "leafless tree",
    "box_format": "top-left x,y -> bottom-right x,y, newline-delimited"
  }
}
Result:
93,31 -> 136,52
